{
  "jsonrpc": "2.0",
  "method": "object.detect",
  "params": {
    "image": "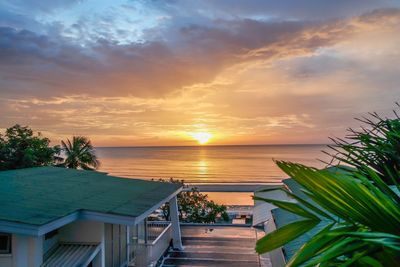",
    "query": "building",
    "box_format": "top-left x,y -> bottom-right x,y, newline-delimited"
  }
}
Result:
0,167 -> 183,267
